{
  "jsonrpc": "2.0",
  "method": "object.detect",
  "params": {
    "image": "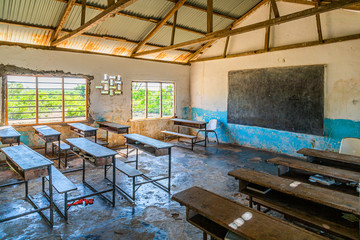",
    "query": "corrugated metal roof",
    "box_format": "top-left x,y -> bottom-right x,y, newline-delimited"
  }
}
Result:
0,0 -> 262,63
